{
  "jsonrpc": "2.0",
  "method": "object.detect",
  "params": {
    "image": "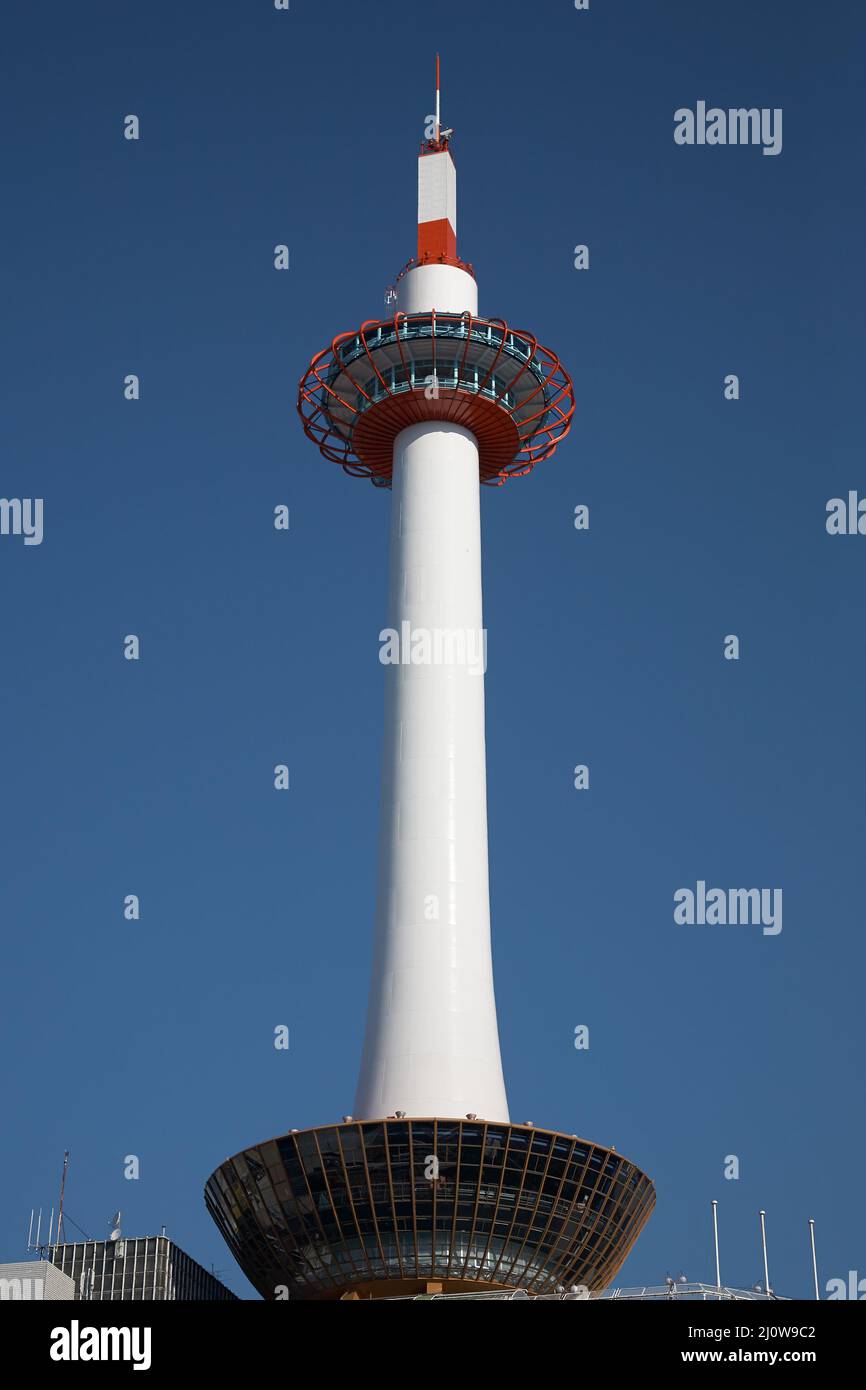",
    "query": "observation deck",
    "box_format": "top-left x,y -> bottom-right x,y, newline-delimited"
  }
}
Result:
297,311 -> 575,487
